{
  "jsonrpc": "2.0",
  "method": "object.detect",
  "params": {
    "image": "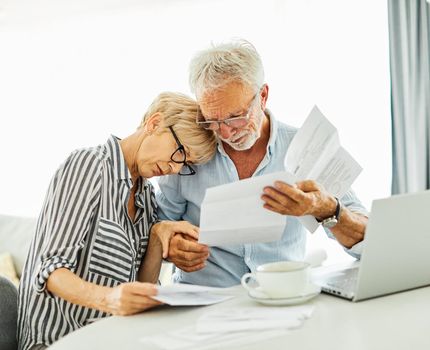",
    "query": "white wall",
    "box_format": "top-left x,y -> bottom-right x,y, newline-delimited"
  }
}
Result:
0,0 -> 390,263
